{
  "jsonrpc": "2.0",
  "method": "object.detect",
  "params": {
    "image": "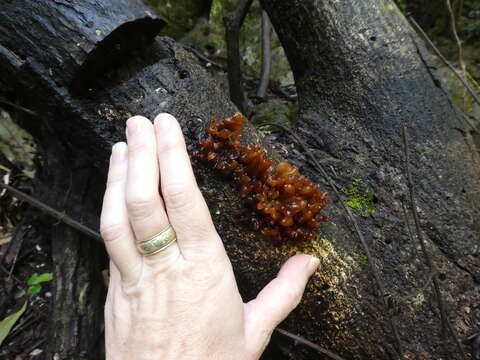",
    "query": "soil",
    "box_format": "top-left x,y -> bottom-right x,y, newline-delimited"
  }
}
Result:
0,154 -> 54,360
